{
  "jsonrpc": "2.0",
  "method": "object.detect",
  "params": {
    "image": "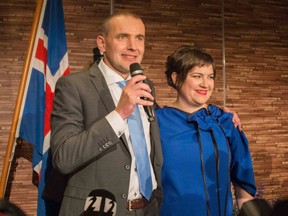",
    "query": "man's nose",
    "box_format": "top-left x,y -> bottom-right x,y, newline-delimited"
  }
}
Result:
127,38 -> 136,50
